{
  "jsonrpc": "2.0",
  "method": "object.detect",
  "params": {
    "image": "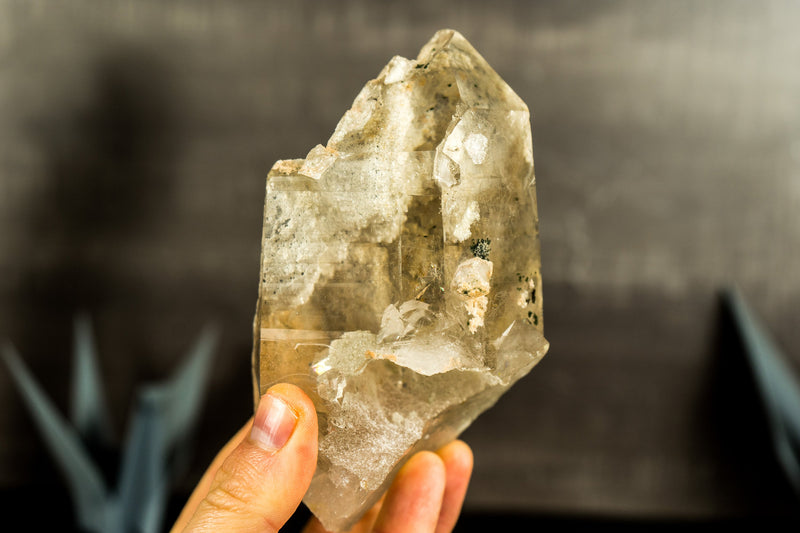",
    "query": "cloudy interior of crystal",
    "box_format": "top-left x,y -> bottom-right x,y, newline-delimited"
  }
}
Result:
253,29 -> 549,531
